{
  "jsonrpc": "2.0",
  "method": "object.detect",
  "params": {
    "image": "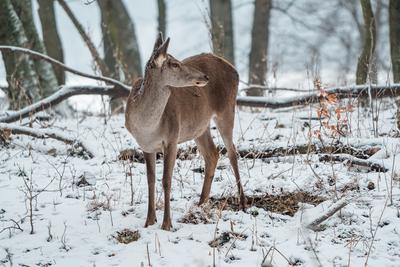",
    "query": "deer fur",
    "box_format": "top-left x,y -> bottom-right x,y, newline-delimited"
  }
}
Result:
125,33 -> 246,230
